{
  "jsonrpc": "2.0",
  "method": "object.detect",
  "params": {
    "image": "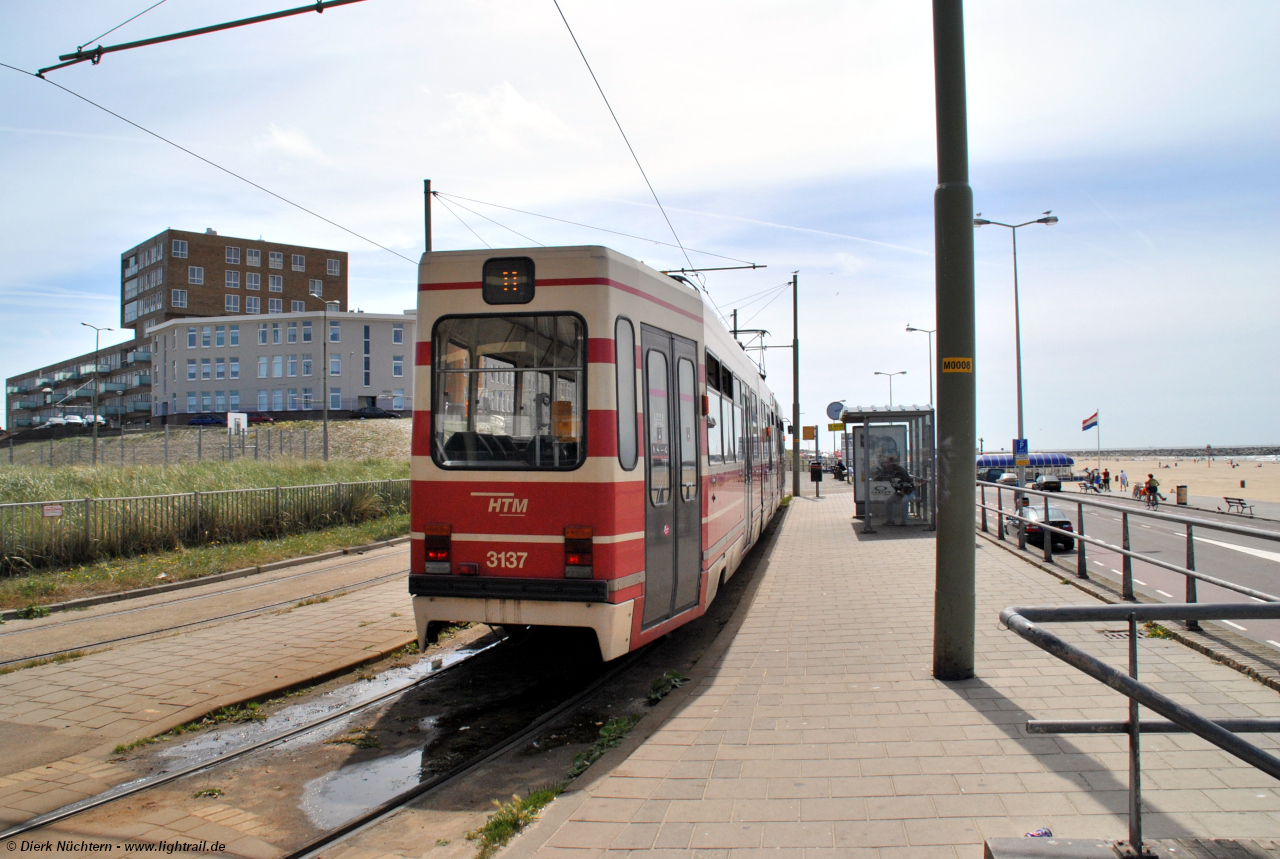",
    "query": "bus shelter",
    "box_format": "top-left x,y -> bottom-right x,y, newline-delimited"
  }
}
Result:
839,405 -> 935,530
